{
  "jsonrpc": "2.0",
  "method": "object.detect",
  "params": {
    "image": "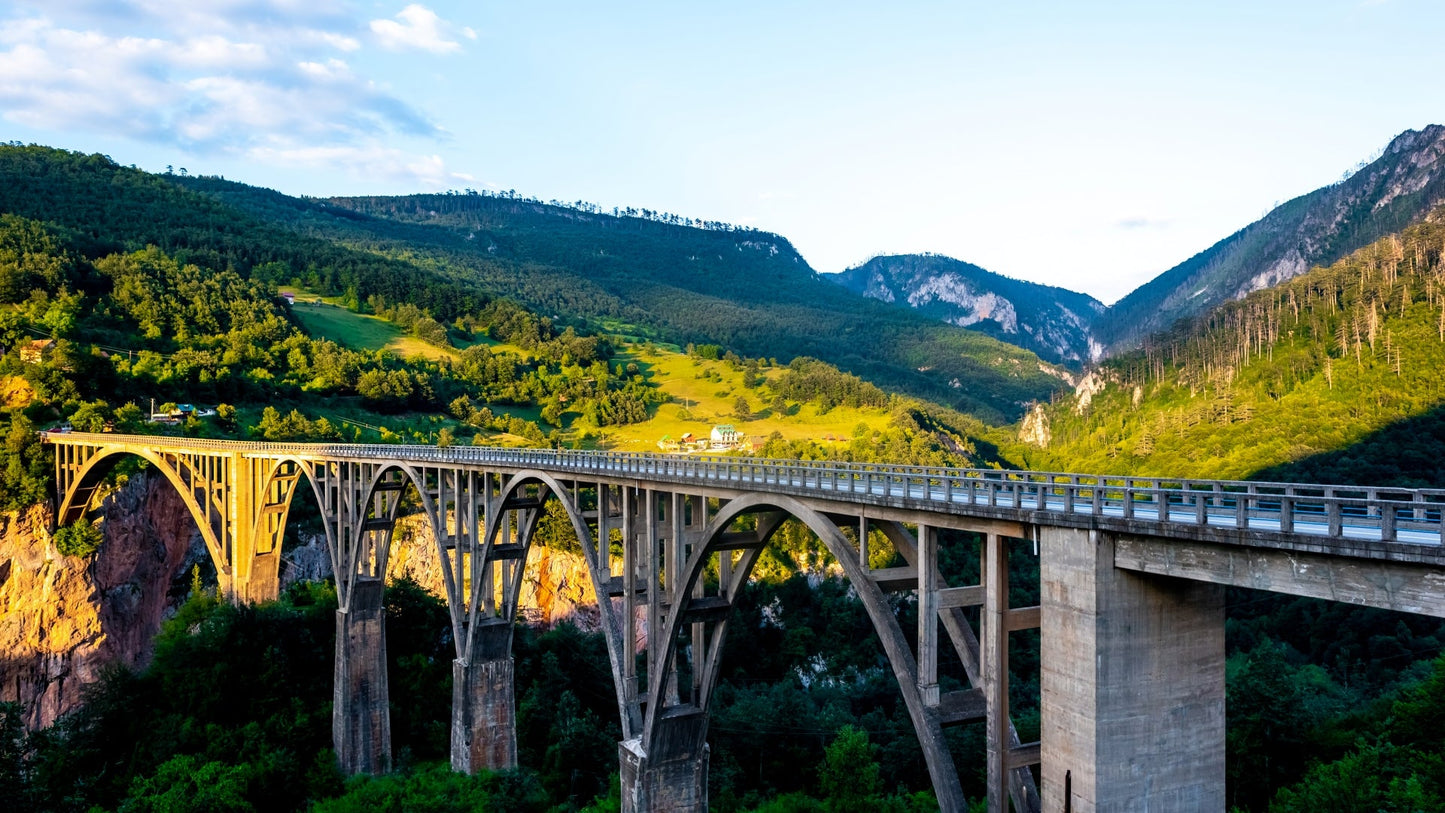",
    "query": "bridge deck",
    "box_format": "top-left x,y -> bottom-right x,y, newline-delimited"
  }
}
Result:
45,433 -> 1445,562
